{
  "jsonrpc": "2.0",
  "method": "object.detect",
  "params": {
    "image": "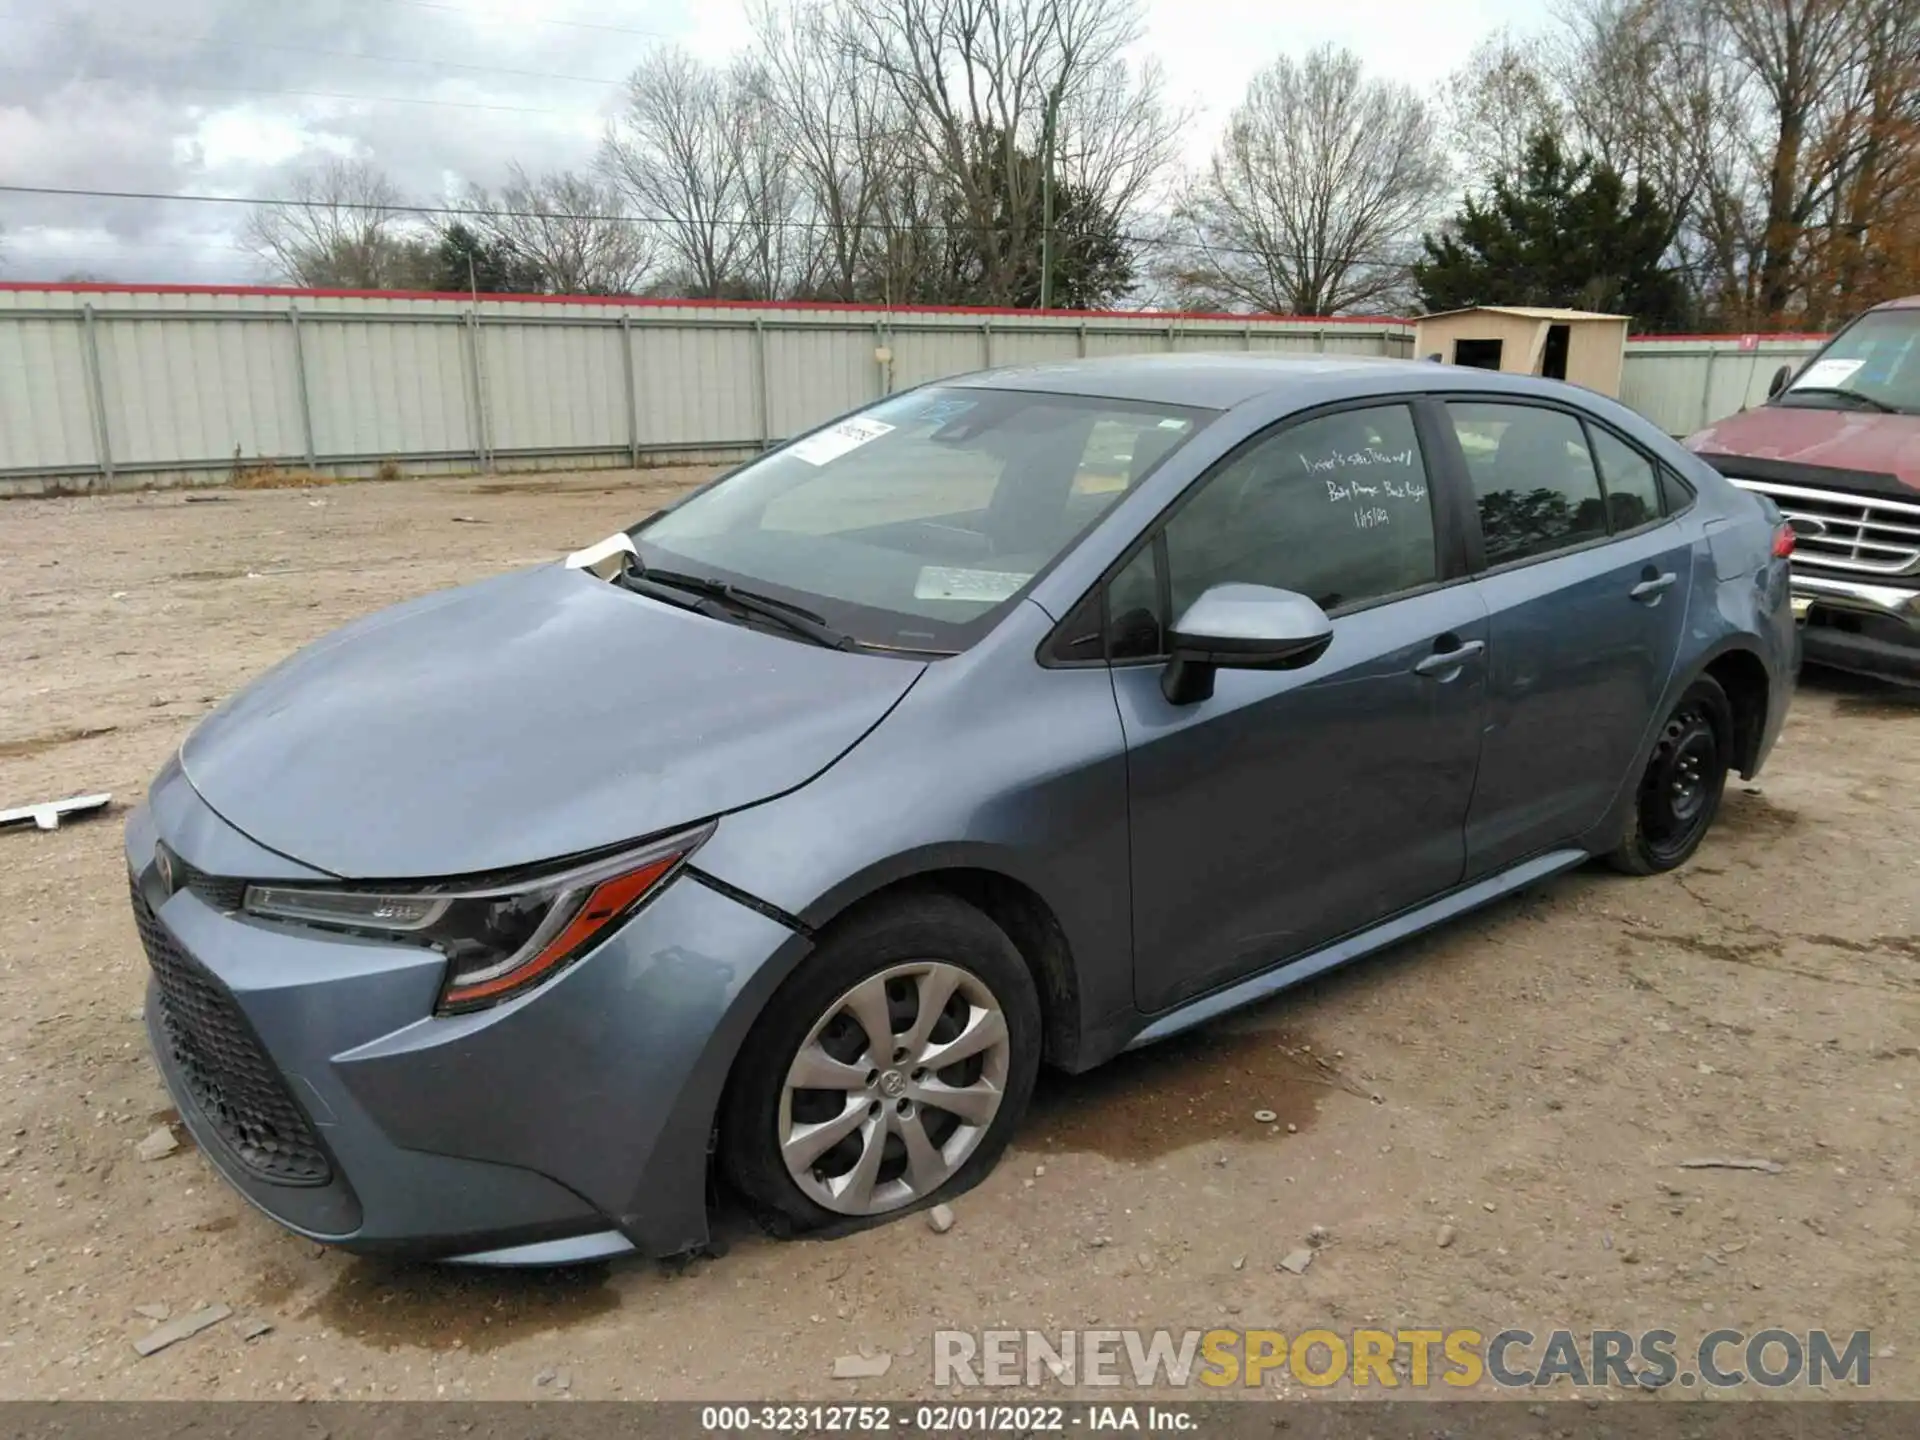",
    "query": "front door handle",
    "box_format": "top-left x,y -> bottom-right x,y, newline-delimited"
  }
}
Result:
1414,638 -> 1485,677
1630,571 -> 1678,603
